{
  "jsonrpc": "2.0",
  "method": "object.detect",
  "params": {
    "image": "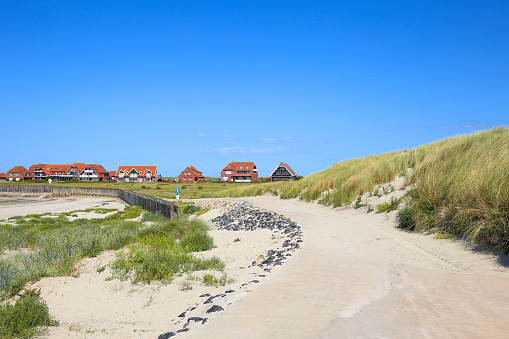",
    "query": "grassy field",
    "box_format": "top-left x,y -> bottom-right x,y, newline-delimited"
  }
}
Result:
0,180 -> 263,200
